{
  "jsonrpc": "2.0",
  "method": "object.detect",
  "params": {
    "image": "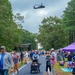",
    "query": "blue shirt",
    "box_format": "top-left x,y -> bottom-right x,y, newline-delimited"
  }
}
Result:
30,52 -> 34,58
33,54 -> 38,59
0,54 -> 5,70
